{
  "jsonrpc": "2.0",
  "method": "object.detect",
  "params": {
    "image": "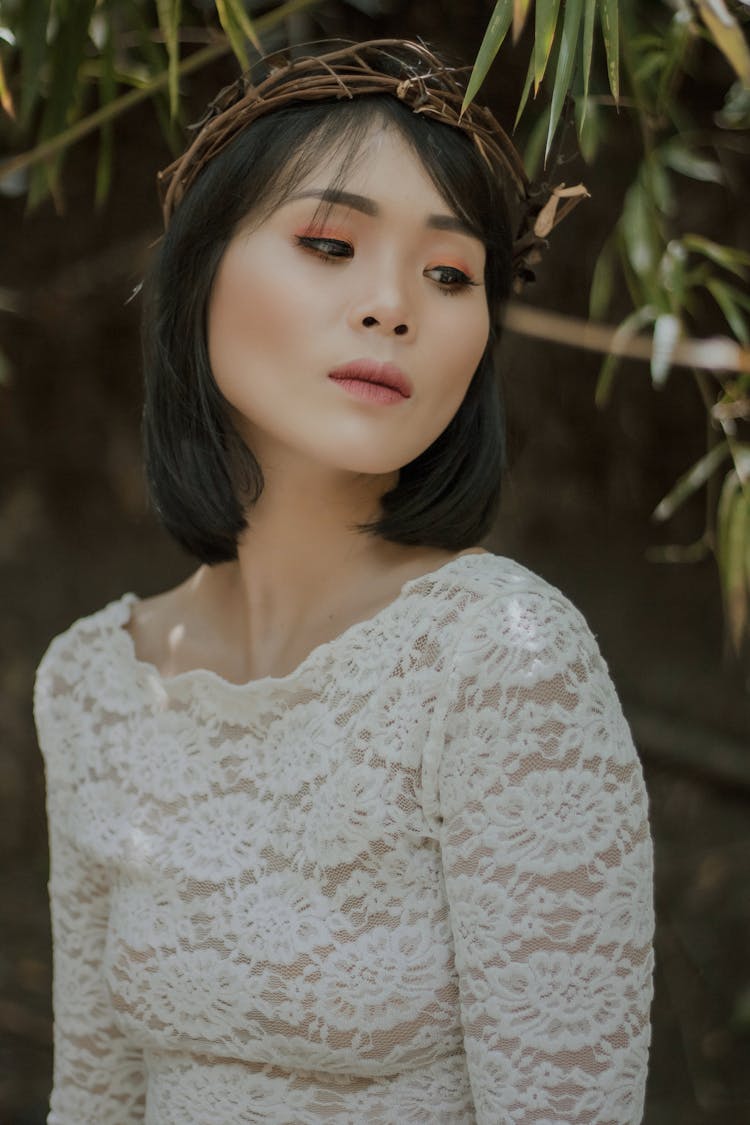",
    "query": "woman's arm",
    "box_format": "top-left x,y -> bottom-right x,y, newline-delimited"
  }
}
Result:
438,586 -> 654,1125
37,655 -> 147,1124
